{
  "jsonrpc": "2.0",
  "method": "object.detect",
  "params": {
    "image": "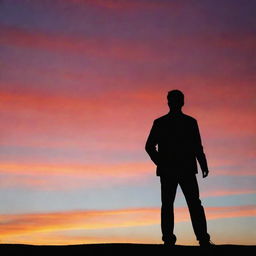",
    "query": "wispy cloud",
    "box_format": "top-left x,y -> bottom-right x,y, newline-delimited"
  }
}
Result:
0,25 -> 169,62
0,162 -> 152,190
1,161 -> 255,190
0,86 -> 255,146
1,24 -> 255,64
201,189 -> 256,198
0,88 -> 254,180
65,0 -> 182,10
